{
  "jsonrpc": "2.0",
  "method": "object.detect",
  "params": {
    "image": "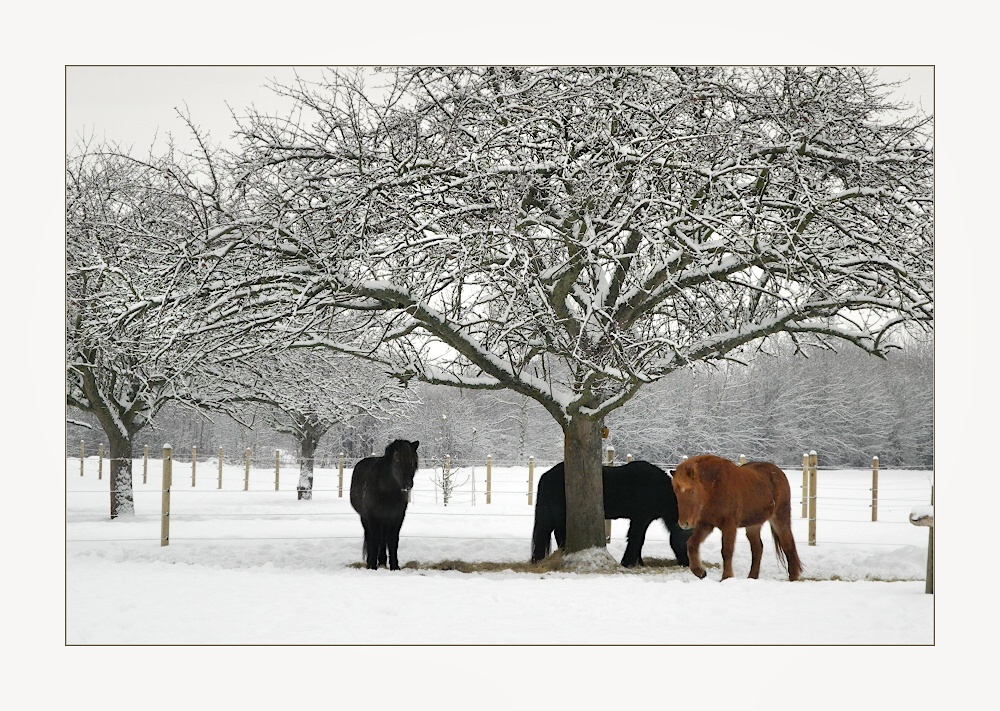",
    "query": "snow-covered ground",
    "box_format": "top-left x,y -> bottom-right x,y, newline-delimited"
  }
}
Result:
66,455 -> 934,645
